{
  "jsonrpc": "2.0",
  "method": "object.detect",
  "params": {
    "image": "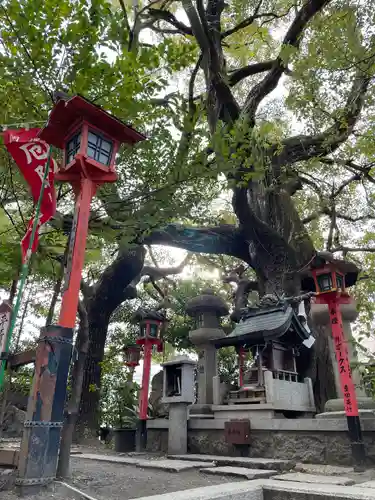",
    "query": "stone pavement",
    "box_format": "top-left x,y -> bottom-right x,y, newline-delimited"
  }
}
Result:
77,451 -> 375,486
272,472 -> 356,485
77,453 -> 216,471
4,447 -> 375,499
201,466 -> 278,480
167,454 -> 294,471
358,481 -> 375,488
